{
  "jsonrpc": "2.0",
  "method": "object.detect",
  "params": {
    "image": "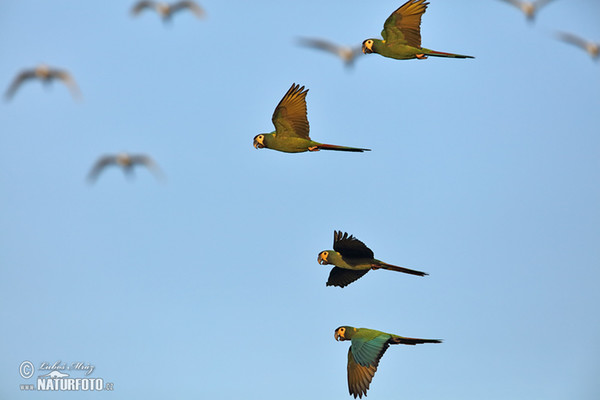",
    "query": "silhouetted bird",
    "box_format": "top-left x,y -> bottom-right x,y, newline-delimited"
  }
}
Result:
298,38 -> 363,68
131,1 -> 205,21
556,32 -> 599,60
498,0 -> 555,21
5,64 -> 81,101
87,153 -> 164,183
